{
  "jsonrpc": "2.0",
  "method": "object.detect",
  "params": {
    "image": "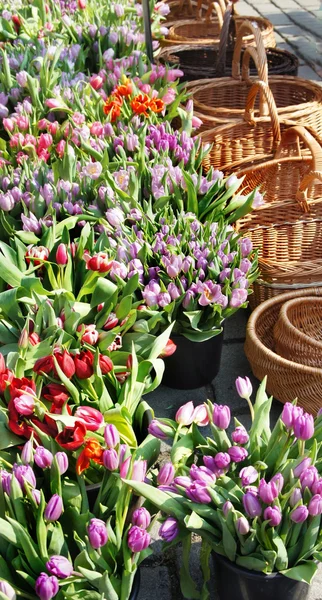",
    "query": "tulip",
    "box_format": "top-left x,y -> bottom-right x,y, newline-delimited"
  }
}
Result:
159,339 -> 177,358
158,463 -> 175,486
271,473 -> 284,494
132,460 -> 147,482
223,501 -> 233,517
103,448 -> 119,471
55,350 -> 75,378
290,505 -> 309,523
74,350 -> 94,379
312,479 -> 322,495
34,447 -> 53,469
35,573 -> 59,600
99,354 -> 113,374
293,457 -> 312,477
13,464 -> 36,489
32,489 -> 41,505
308,494 -> 322,516
128,526 -> 151,552
290,488 -> 302,507
44,495 -> 63,522
213,404 -> 230,430
74,406 -> 104,431
235,376 -> 252,399
46,556 -> 73,579
132,507 -> 151,529
228,446 -> 248,463
293,413 -> 315,440
80,324 -> 99,346
148,419 -> 173,440
190,464 -> 216,485
264,506 -> 282,527
159,517 -> 179,542
104,424 -> 120,448
175,401 -> 195,426
236,517 -> 249,535
1,471 -> 11,495
300,466 -> 318,490
281,403 -> 303,429
21,440 -> 33,464
214,452 -> 231,470
55,452 -> 68,475
55,421 -> 87,451
56,243 -> 68,266
193,405 -> 209,427
87,518 -> 108,549
174,476 -> 192,489
13,392 -> 35,416
258,479 -> 279,504
231,426 -> 249,445
243,491 -> 262,518
240,466 -> 258,487
186,481 -> 212,504
203,456 -> 216,472
0,581 -> 16,599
